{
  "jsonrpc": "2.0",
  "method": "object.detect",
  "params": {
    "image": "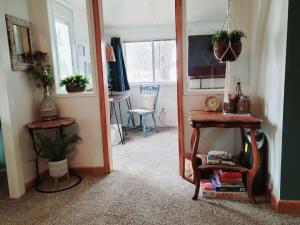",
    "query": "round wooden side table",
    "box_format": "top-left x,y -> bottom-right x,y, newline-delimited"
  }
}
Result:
26,117 -> 81,193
